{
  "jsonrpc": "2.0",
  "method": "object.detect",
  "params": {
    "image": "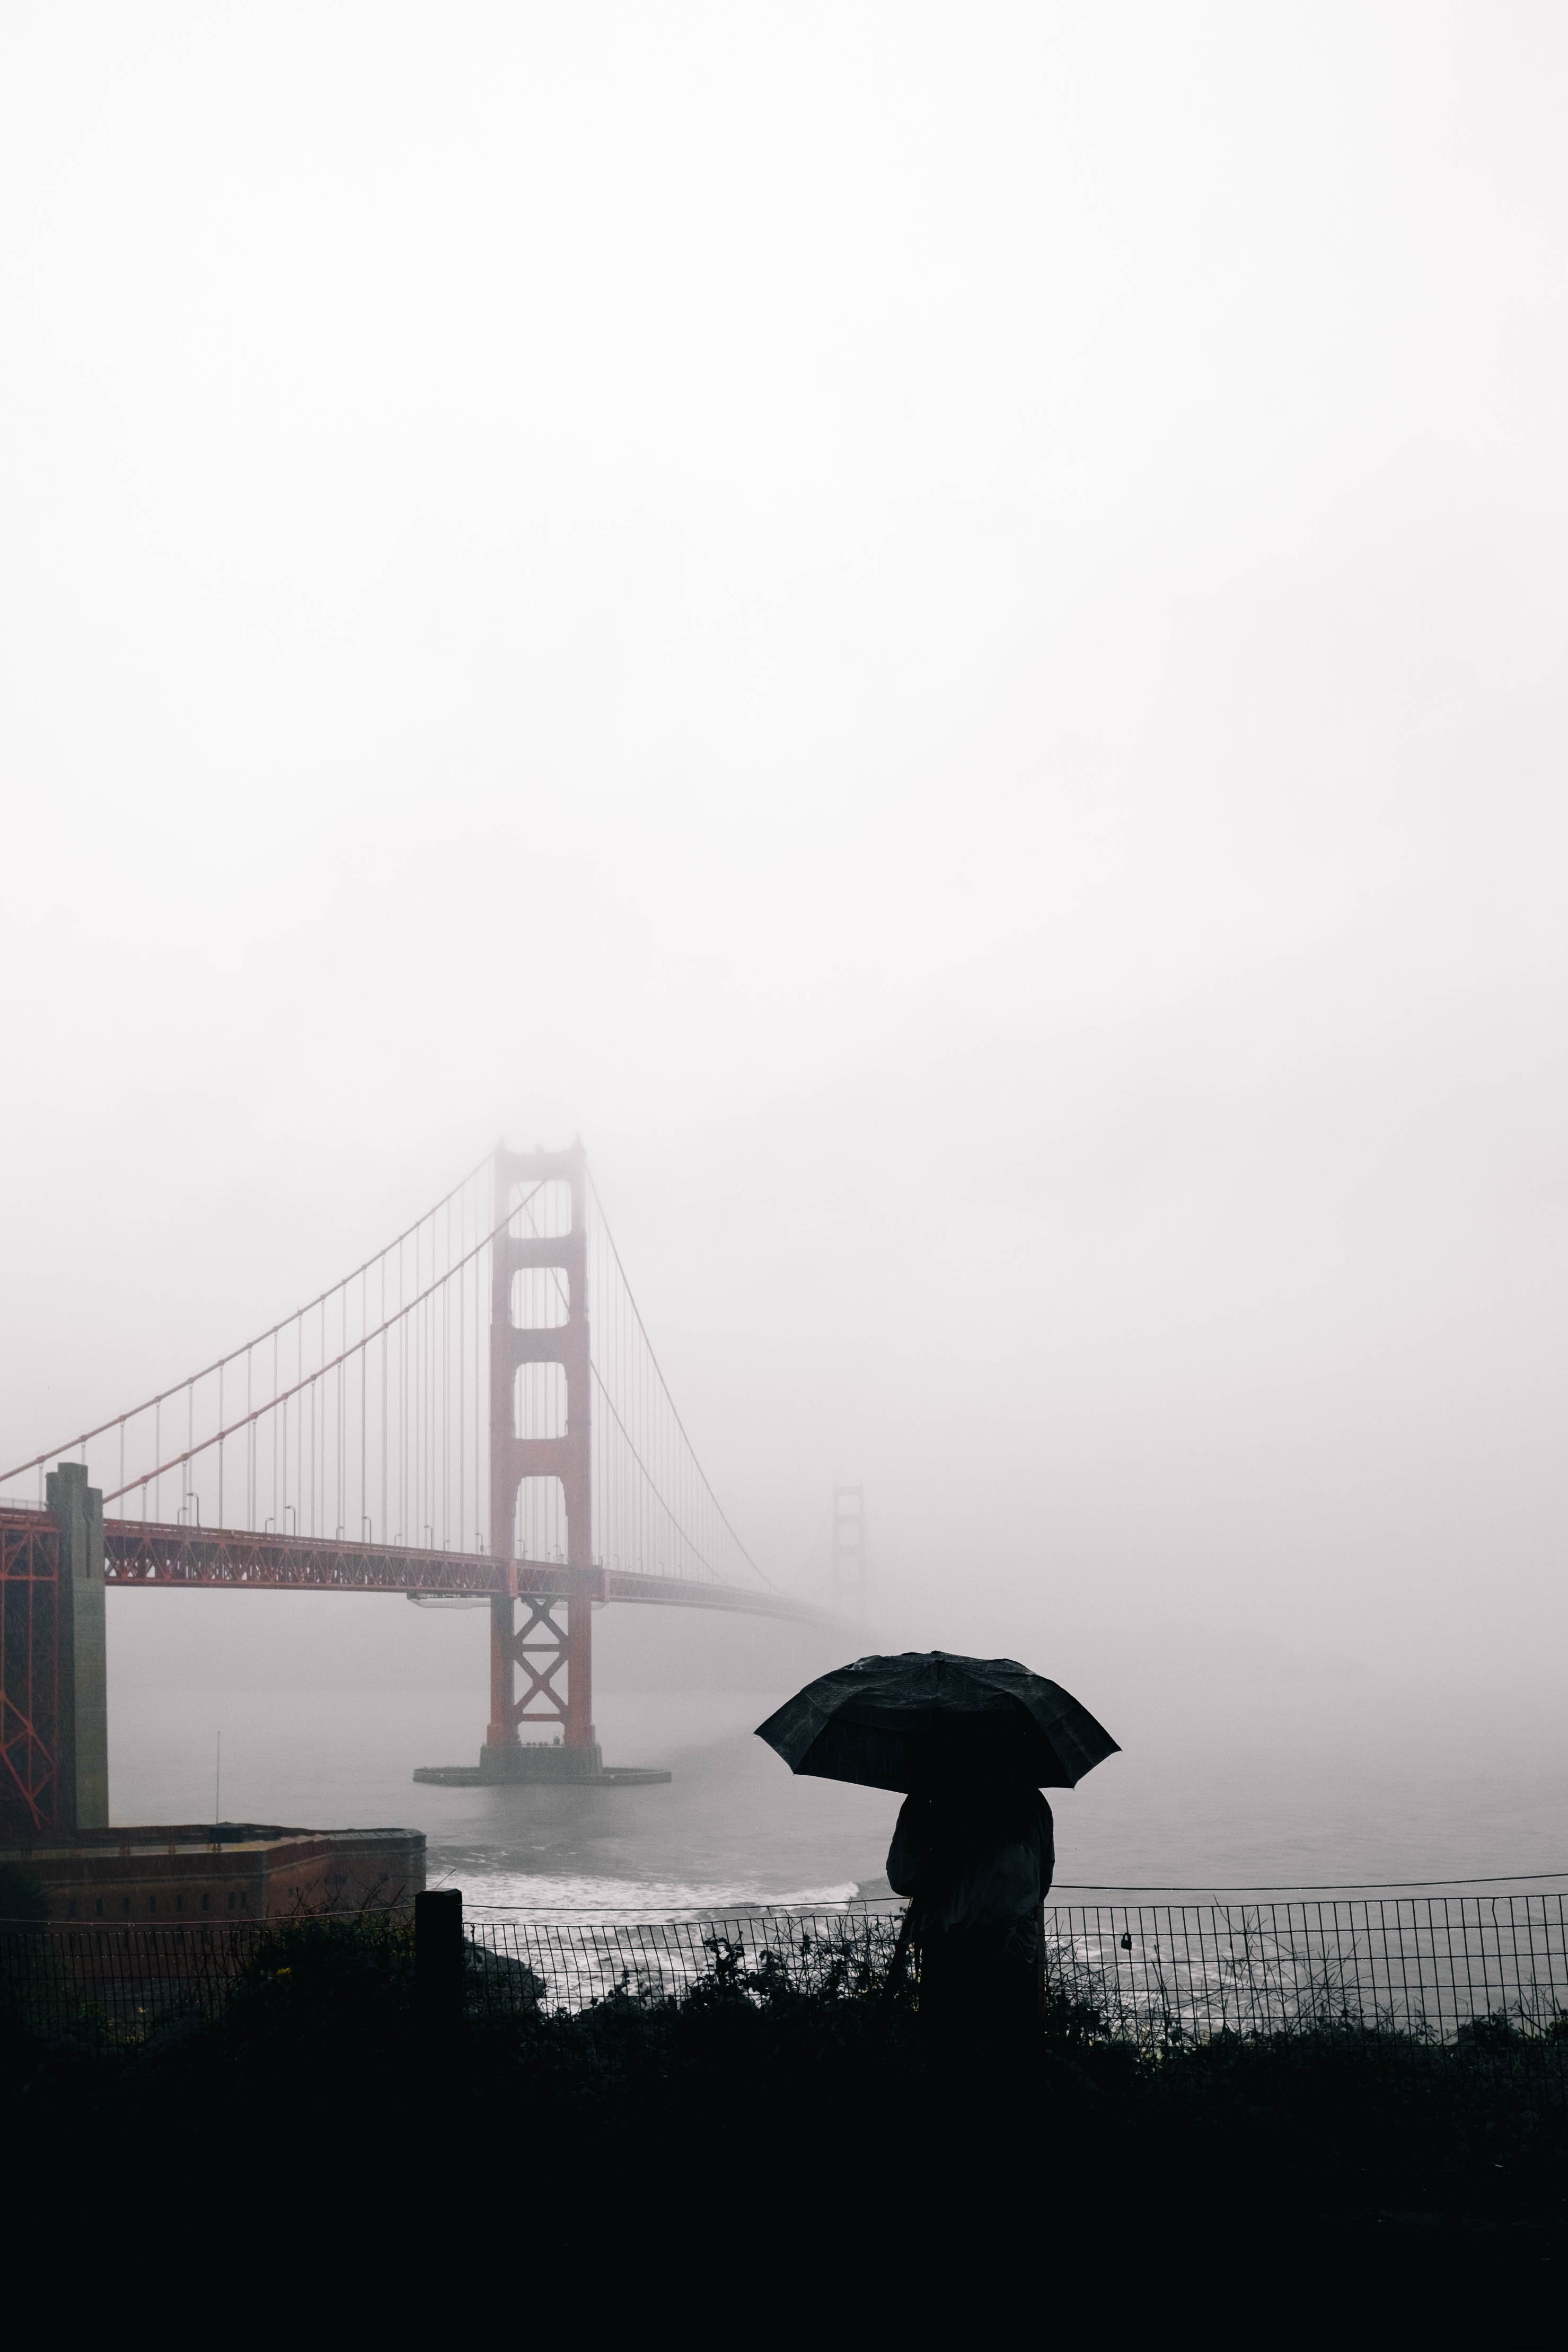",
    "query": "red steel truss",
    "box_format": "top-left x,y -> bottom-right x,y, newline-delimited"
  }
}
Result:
1,1497 -> 833,1836
94,1515 -> 829,1617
